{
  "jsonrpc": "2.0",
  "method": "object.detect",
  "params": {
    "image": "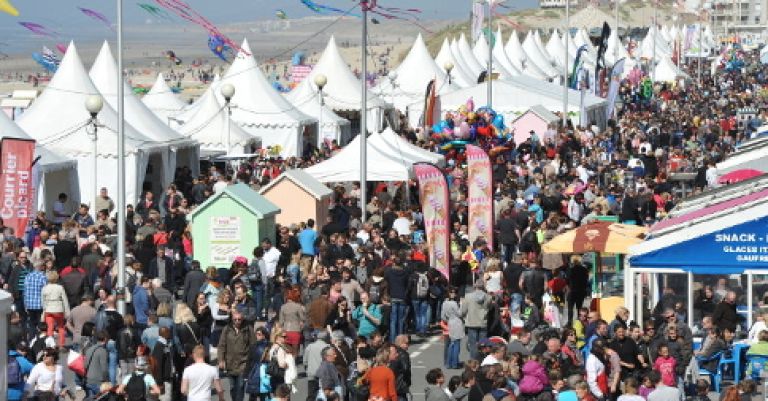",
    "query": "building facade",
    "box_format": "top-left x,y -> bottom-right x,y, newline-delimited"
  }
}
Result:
710,0 -> 768,34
